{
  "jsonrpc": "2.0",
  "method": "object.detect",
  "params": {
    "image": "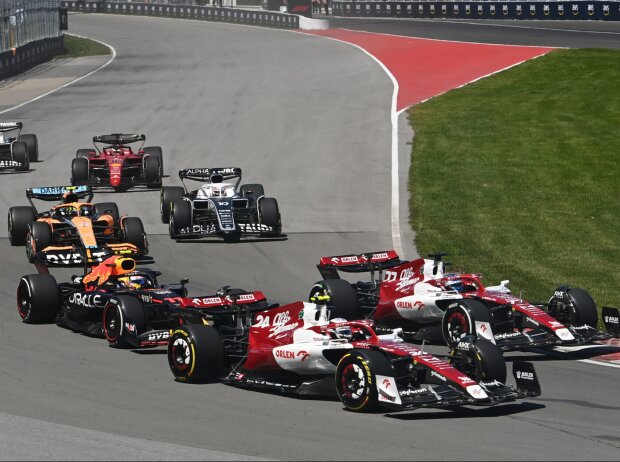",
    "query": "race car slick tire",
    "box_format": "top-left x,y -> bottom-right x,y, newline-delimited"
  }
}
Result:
71,157 -> 89,185
143,146 -> 163,176
160,186 -> 184,223
17,274 -> 60,323
19,134 -> 38,162
240,183 -> 264,203
169,199 -> 191,237
103,296 -> 147,348
566,287 -> 598,328
76,148 -> 91,159
168,325 -> 224,383
144,154 -> 162,188
335,349 -> 394,412
94,202 -> 120,226
258,197 -> 281,232
122,217 -> 148,253
442,299 -> 492,348
26,221 -> 52,262
309,279 -> 362,321
454,336 -> 507,384
12,141 -> 29,171
8,206 -> 36,246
